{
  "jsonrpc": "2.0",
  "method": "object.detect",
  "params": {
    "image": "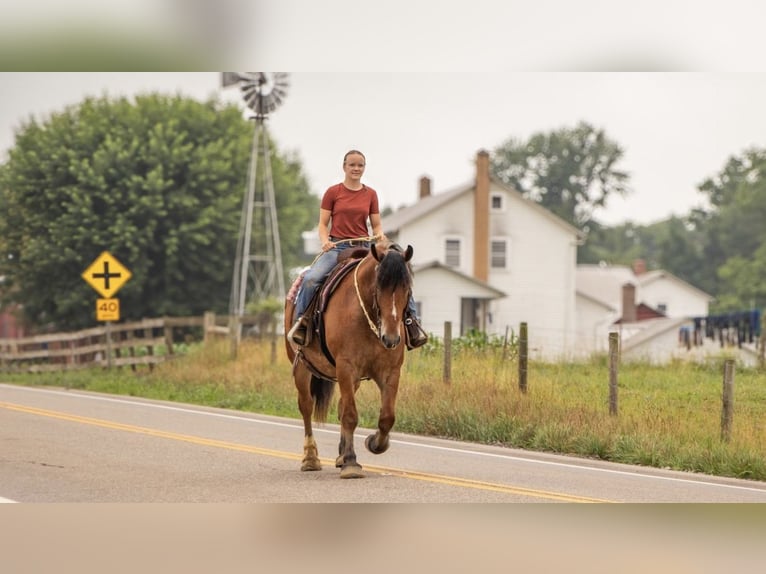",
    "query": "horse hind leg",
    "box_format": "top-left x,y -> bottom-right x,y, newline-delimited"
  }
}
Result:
302,435 -> 321,472
295,368 -> 322,471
